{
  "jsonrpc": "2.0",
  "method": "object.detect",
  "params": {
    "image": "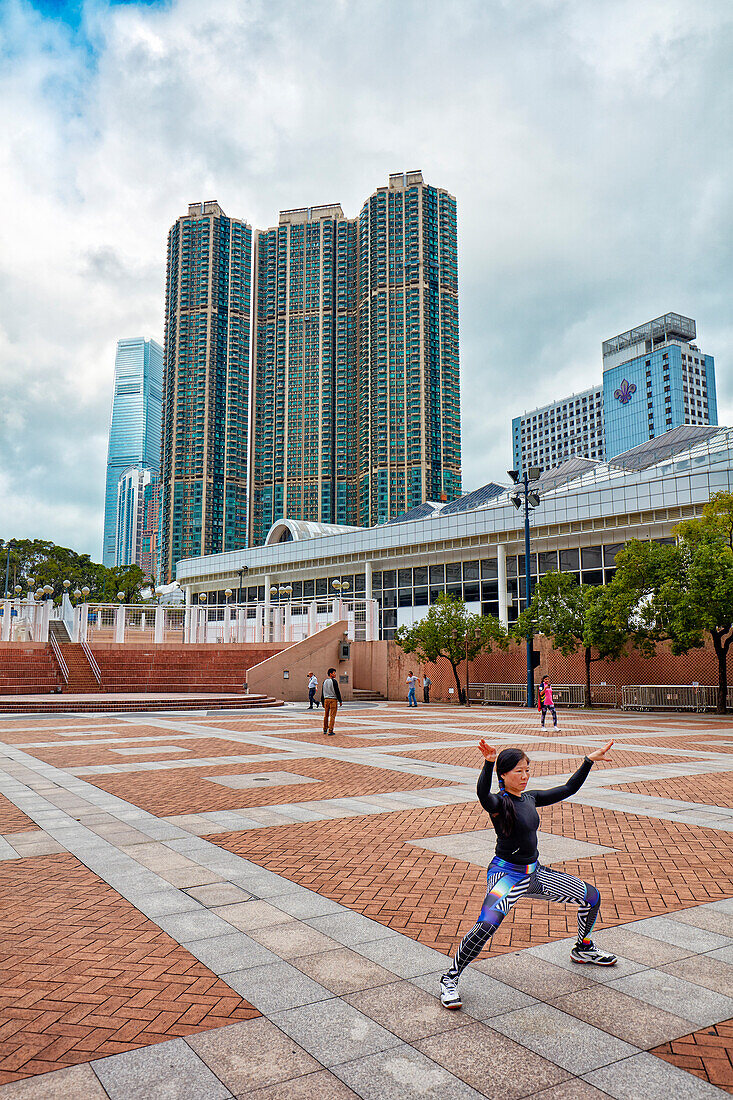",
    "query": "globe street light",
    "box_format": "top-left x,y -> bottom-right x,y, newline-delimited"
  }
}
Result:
81,586 -> 90,600
224,589 -> 233,604
117,592 -> 125,602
